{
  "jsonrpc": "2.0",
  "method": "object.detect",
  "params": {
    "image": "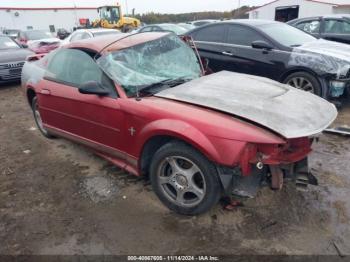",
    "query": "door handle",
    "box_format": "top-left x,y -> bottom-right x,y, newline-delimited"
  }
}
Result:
41,89 -> 51,95
222,51 -> 233,56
